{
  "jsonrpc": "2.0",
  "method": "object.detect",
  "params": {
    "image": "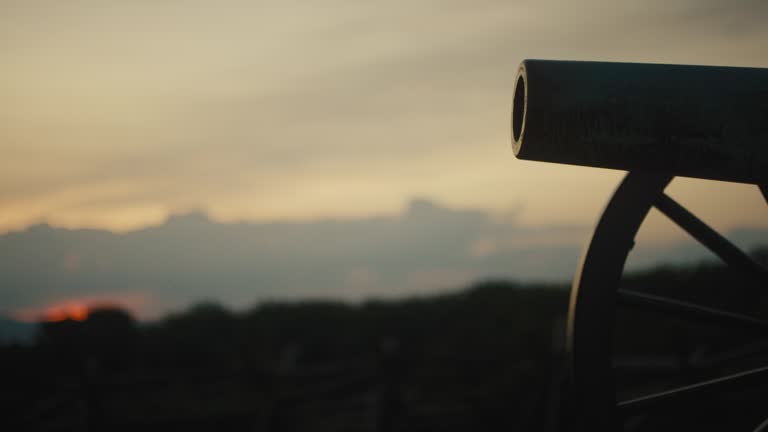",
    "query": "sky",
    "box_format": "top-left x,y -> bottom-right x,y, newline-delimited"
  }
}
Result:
1,1 -> 767,320
2,0 -> 767,233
